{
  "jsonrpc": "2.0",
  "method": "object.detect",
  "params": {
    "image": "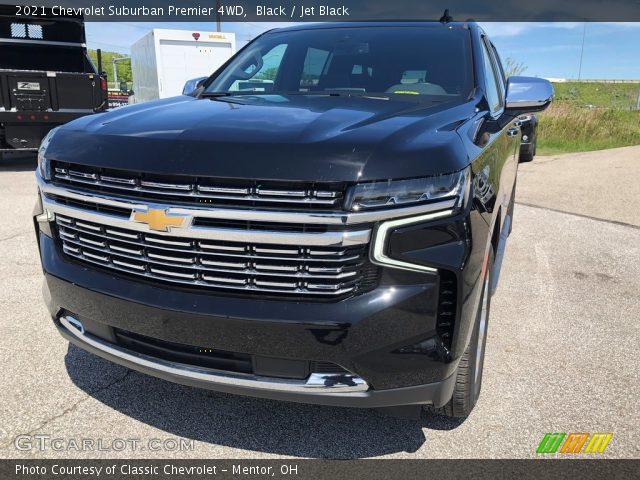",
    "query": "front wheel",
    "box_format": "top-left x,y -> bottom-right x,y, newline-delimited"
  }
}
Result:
430,250 -> 493,418
519,134 -> 537,162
